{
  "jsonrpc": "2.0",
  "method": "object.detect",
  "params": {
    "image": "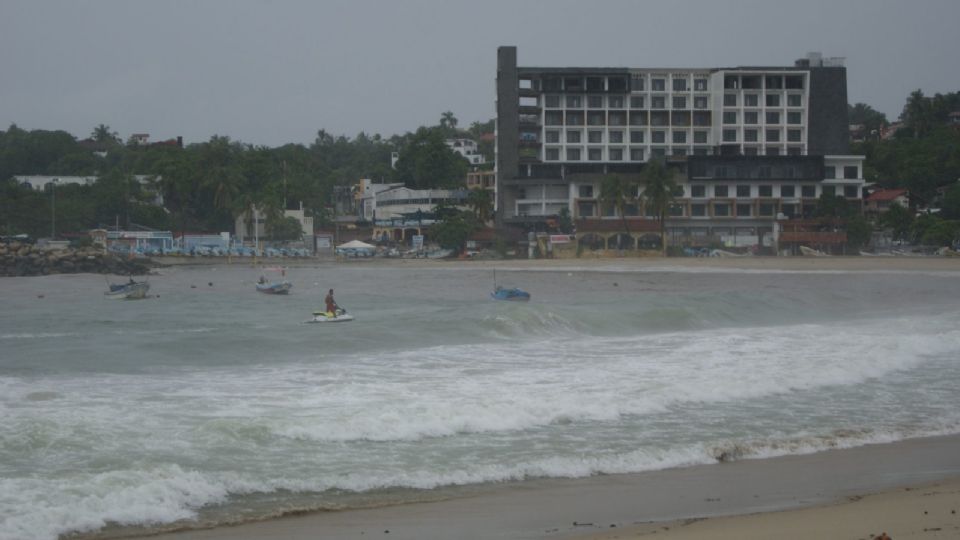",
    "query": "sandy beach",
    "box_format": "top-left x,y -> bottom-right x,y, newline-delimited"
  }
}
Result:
132,434 -> 960,540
